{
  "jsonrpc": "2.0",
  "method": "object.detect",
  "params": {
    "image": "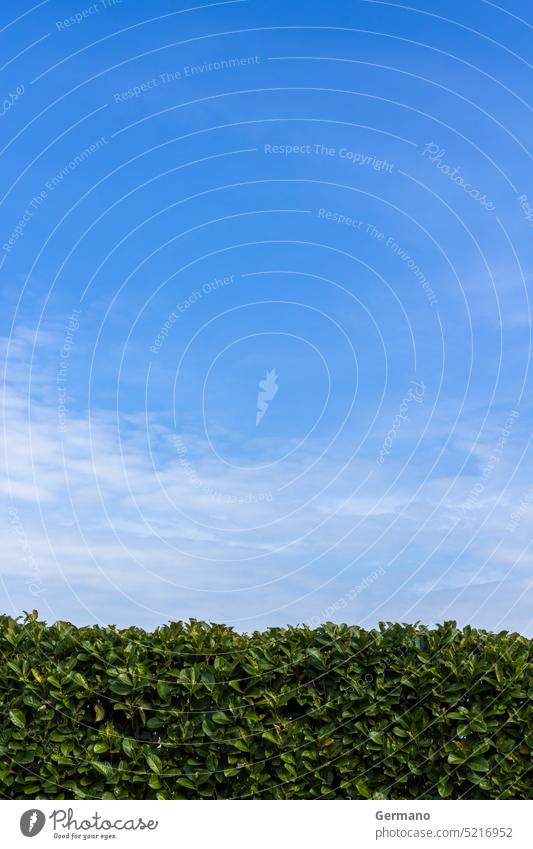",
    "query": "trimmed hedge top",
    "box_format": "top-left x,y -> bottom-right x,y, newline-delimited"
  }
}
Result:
0,614 -> 531,799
